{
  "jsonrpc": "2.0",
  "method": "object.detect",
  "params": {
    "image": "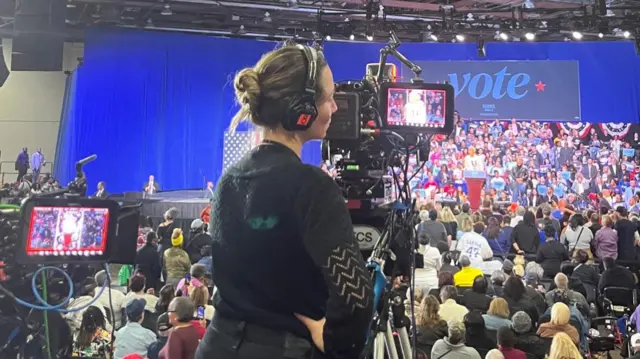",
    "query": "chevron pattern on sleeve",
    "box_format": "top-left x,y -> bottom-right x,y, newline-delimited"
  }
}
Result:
324,242 -> 372,309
